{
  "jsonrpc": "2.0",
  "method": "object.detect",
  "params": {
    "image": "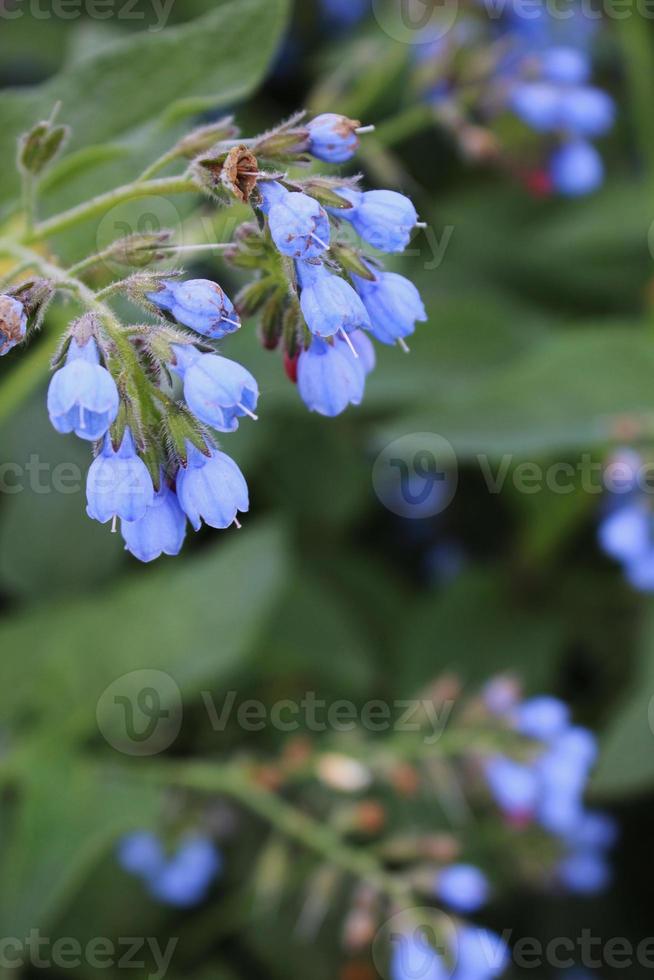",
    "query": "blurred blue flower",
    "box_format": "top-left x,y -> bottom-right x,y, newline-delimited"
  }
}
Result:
436,864 -> 490,913
455,925 -> 510,980
148,279 -> 241,339
86,429 -> 154,525
172,344 -> 259,432
121,479 -> 187,563
320,0 -> 368,30
514,696 -> 570,742
391,931 -> 447,980
118,832 -> 222,908
549,141 -> 604,196
177,443 -> 249,531
557,849 -> 612,895
117,831 -> 164,878
47,337 -> 119,442
539,46 -> 591,84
